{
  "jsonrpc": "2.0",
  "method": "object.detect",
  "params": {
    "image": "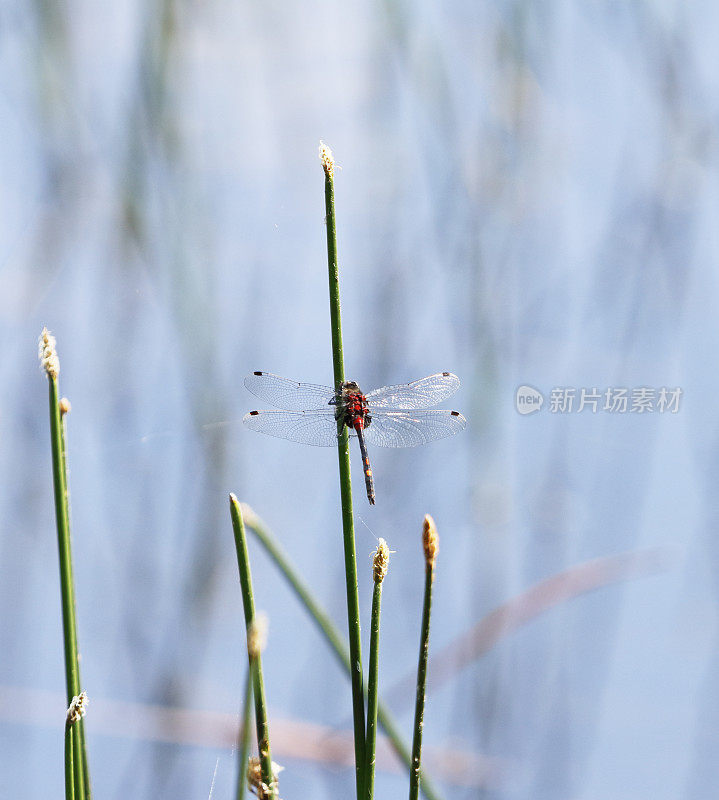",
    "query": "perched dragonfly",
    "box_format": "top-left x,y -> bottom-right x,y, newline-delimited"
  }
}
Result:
243,371 -> 466,505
